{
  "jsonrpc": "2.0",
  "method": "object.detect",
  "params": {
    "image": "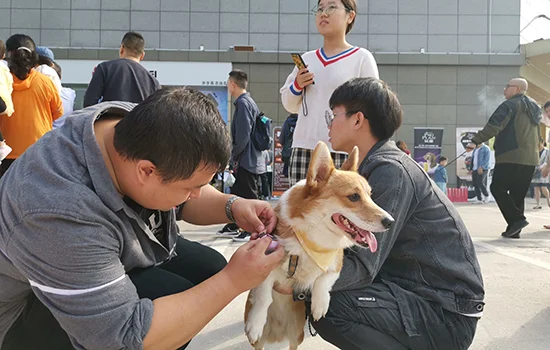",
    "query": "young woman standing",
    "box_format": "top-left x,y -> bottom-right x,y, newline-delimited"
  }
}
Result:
280,0 -> 379,186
